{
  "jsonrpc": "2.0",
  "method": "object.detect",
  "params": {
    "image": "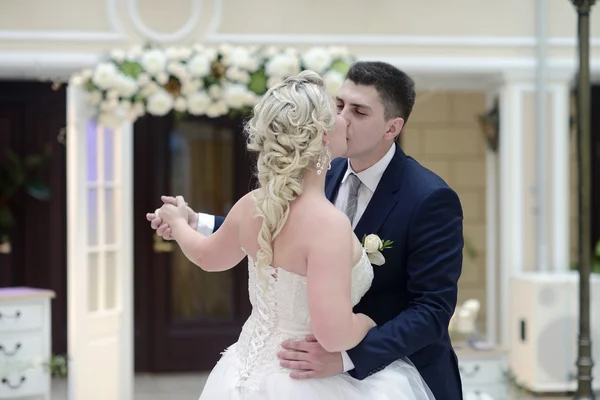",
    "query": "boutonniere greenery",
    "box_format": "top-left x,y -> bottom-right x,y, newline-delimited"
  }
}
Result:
361,234 -> 393,266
